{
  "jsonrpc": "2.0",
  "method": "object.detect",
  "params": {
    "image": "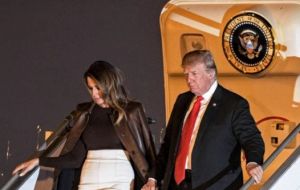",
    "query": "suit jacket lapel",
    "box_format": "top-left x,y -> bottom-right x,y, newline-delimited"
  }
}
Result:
176,93 -> 195,133
179,92 -> 195,130
193,86 -> 223,151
